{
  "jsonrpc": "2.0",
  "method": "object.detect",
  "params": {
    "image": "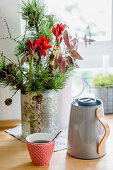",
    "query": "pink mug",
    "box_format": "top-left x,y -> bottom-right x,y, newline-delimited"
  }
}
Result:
26,133 -> 55,166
